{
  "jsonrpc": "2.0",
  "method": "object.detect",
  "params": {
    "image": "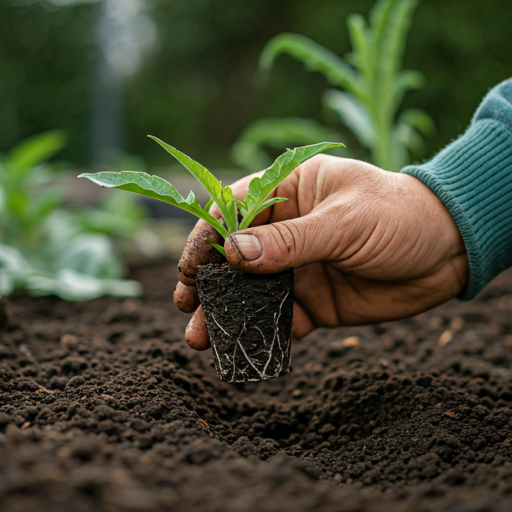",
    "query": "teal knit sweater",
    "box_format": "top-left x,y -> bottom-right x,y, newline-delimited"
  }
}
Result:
401,78 -> 512,300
